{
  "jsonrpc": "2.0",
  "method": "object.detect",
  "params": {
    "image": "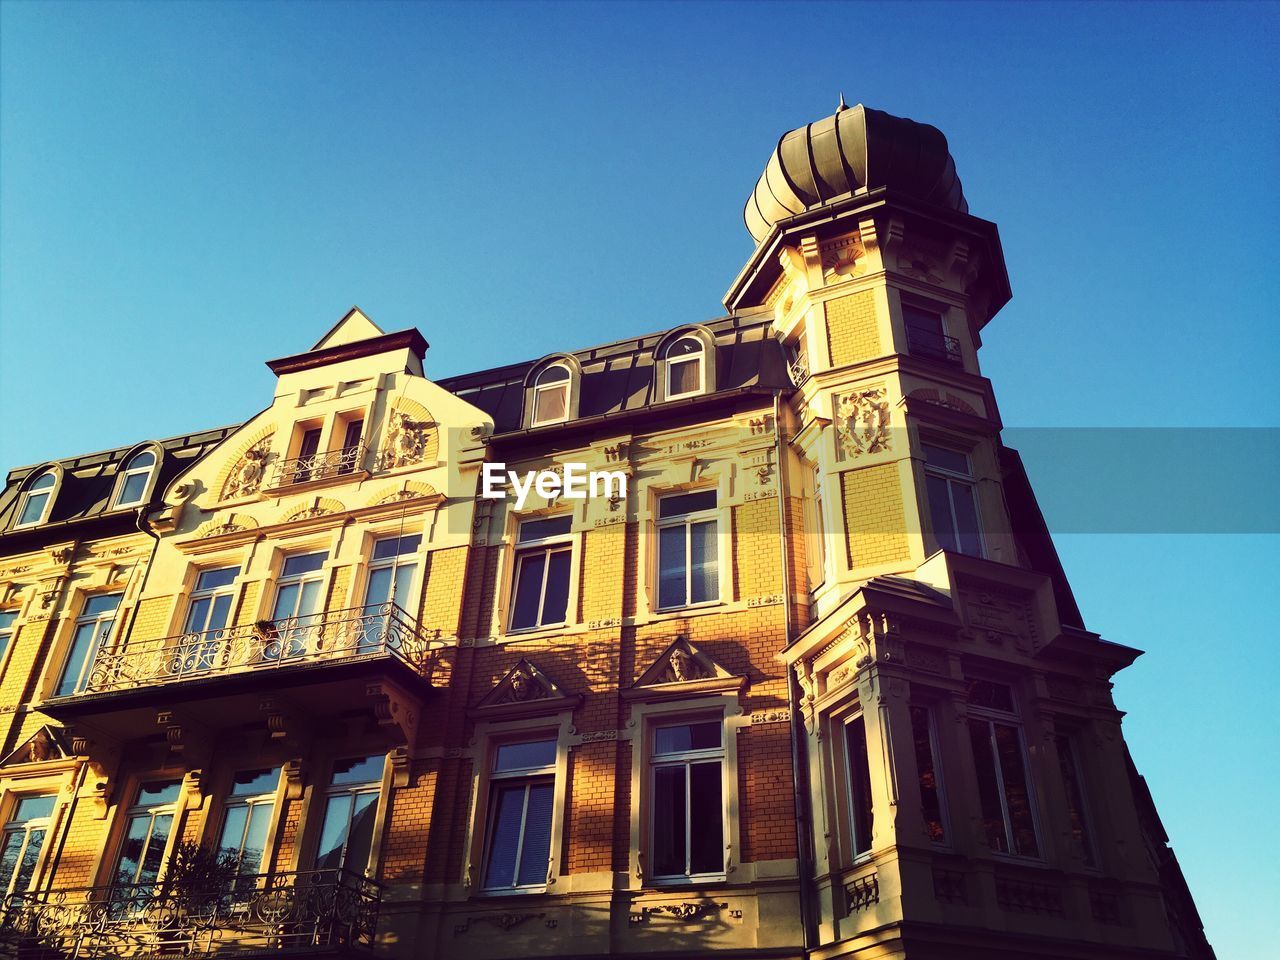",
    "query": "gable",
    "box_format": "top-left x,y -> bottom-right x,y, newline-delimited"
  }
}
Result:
311,306 -> 386,351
